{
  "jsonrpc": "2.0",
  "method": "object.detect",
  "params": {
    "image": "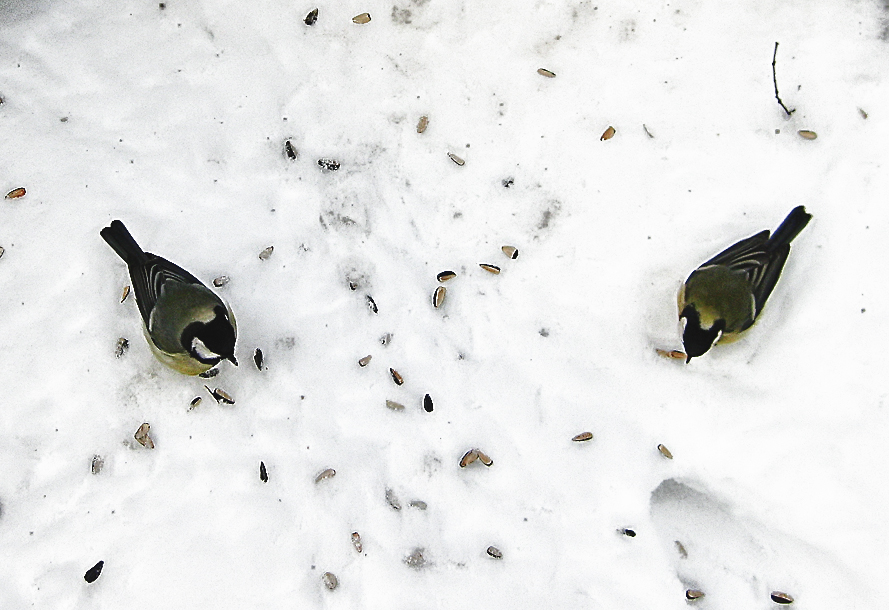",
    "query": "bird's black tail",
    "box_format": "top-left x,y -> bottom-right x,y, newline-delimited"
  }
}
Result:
768,206 -> 812,251
100,220 -> 148,266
